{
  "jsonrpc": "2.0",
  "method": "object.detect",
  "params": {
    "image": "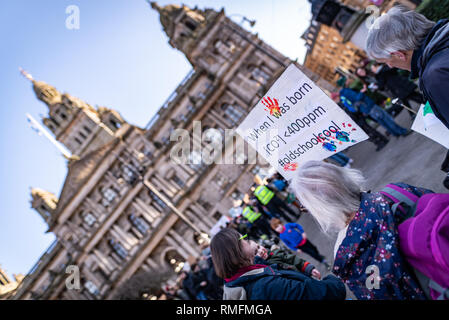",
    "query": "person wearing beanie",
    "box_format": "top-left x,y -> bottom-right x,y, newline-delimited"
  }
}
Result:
336,76 -> 347,88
